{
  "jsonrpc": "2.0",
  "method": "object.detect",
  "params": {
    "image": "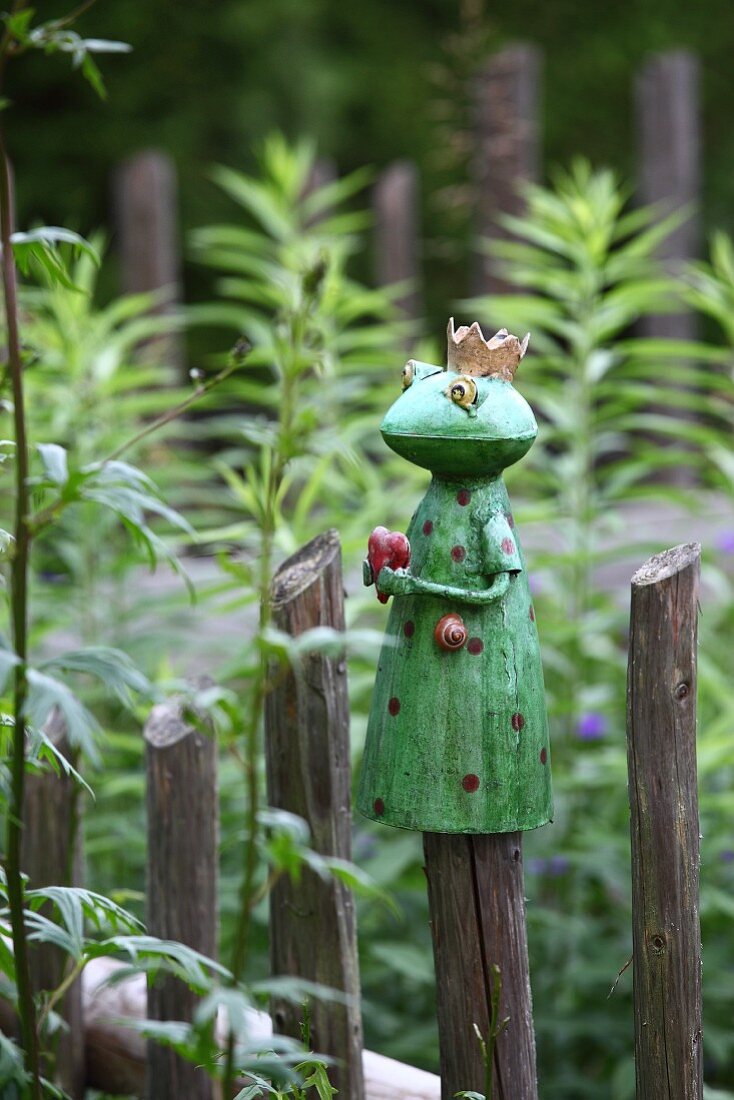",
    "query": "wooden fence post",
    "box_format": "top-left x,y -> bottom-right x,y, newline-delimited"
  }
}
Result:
22,710 -> 85,1099
265,529 -> 365,1100
113,150 -> 185,376
374,160 -> 422,322
636,51 -> 701,342
144,693 -> 218,1100
472,44 -> 542,296
423,833 -> 537,1100
626,543 -> 702,1099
